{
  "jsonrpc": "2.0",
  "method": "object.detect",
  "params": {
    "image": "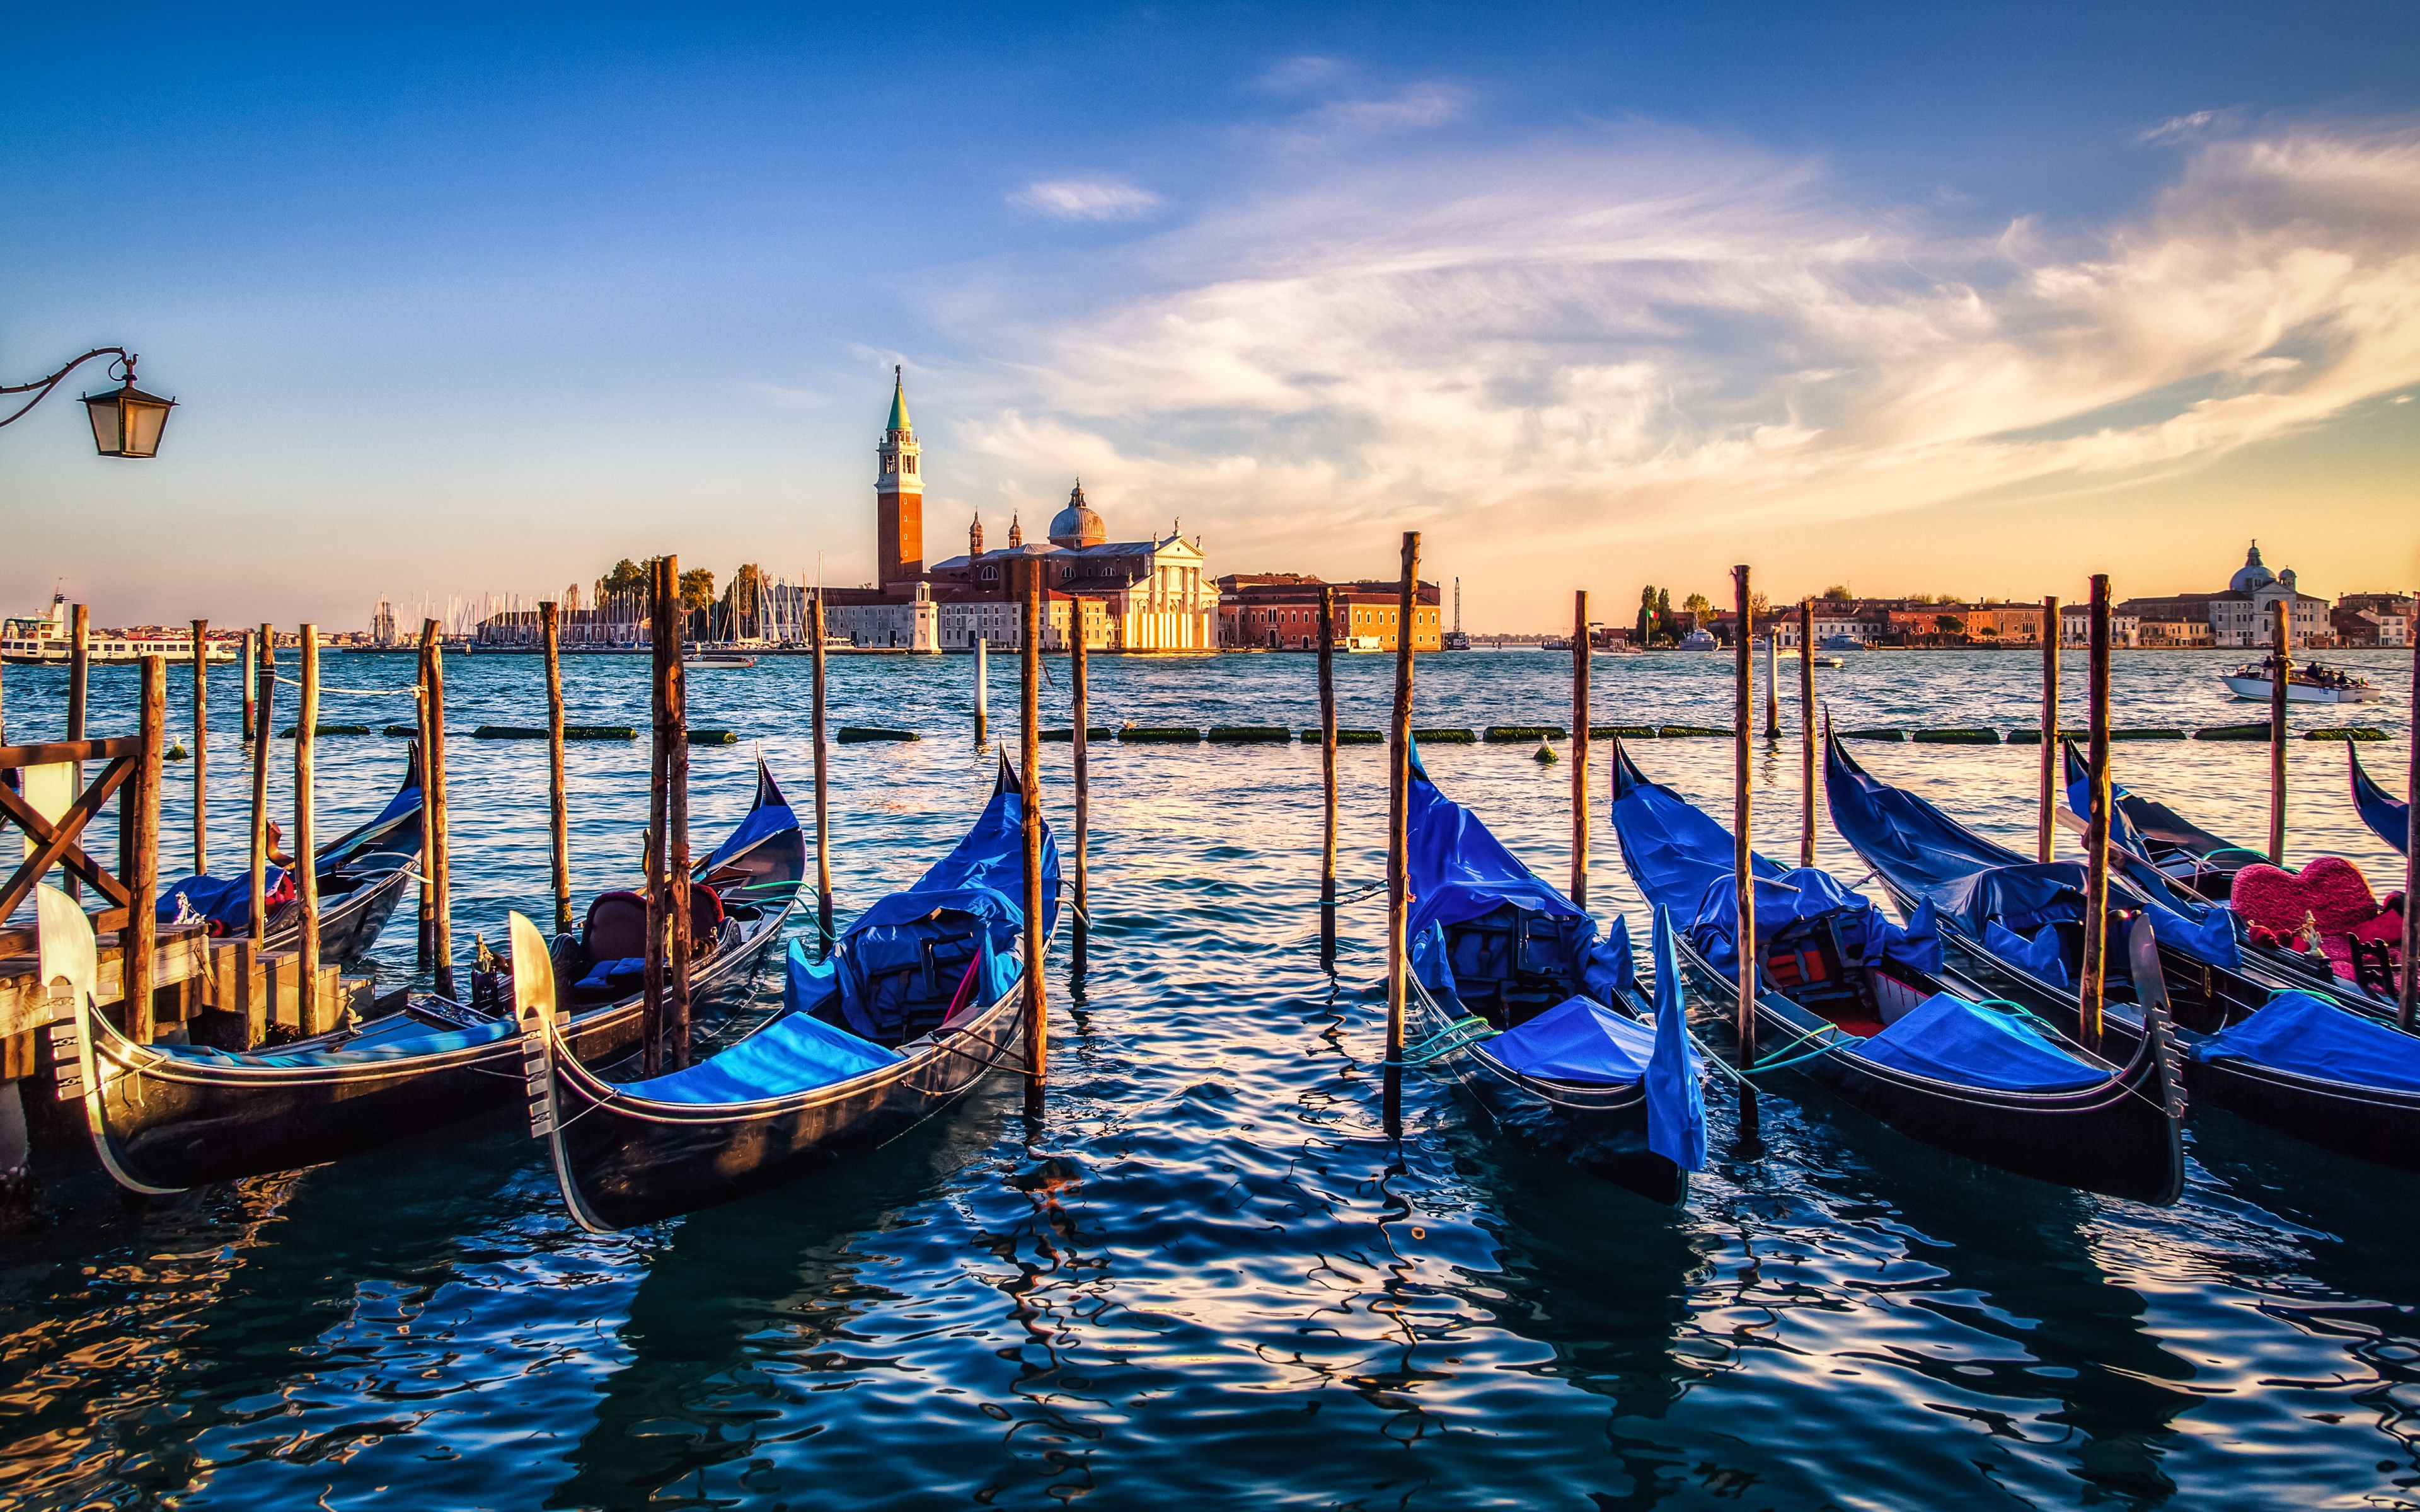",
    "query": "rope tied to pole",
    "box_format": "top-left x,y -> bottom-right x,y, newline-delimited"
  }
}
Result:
271,673 -> 422,698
